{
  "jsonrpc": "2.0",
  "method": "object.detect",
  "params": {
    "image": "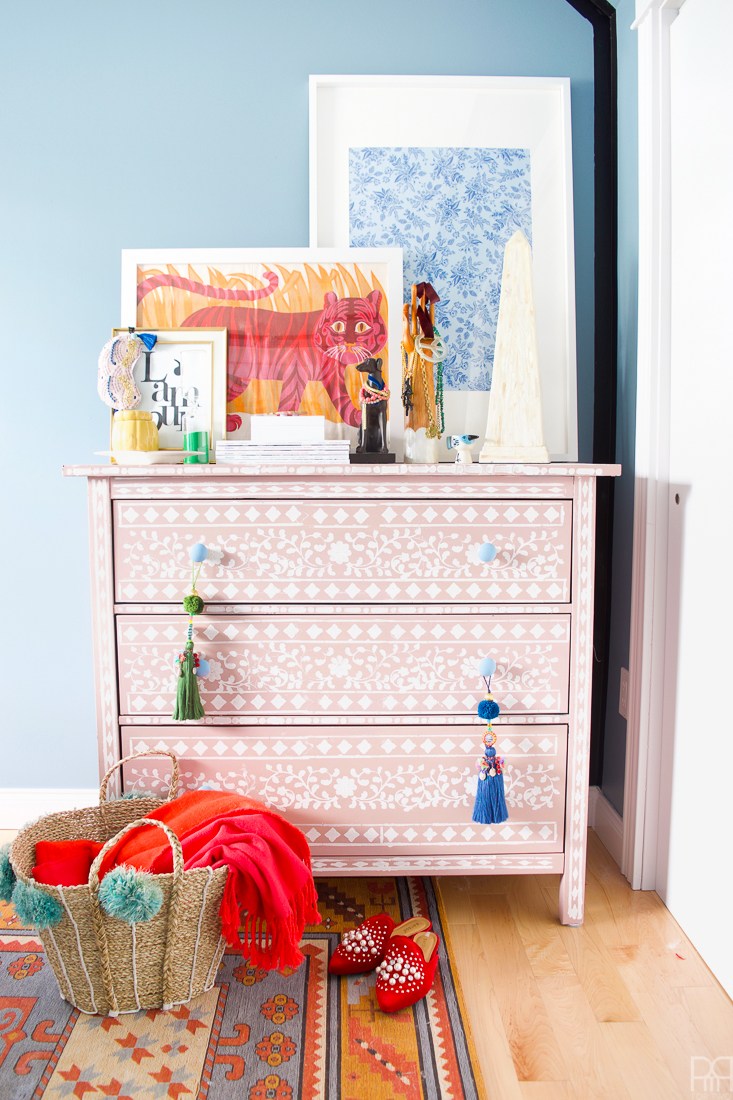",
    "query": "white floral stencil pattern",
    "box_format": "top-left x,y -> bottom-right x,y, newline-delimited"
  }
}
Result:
349,146 -> 532,391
